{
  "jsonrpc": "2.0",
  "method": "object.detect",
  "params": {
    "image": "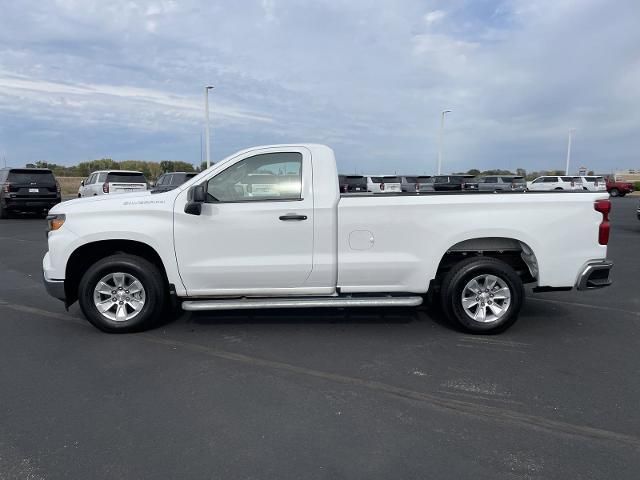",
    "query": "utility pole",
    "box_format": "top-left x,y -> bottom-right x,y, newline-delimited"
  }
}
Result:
565,128 -> 576,175
437,110 -> 451,175
204,86 -> 214,169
